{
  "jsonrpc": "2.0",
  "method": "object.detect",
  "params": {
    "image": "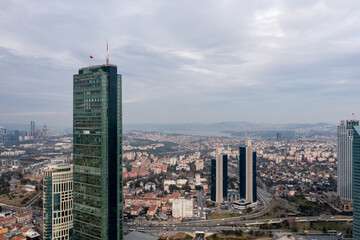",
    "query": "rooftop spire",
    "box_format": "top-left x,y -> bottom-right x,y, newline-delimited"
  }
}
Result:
106,40 -> 109,65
